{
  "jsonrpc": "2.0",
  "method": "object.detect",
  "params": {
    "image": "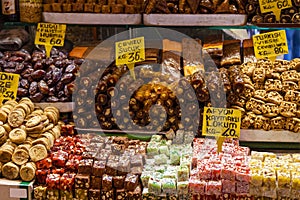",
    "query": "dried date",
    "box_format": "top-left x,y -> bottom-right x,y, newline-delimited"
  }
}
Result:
30,92 -> 44,102
19,79 -> 29,89
21,68 -> 34,79
47,96 -> 59,102
34,62 -> 44,70
31,69 -> 46,80
15,63 -> 25,73
38,80 -> 49,94
17,88 -> 28,96
29,82 -> 38,95
65,64 -> 79,74
61,73 -> 75,84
